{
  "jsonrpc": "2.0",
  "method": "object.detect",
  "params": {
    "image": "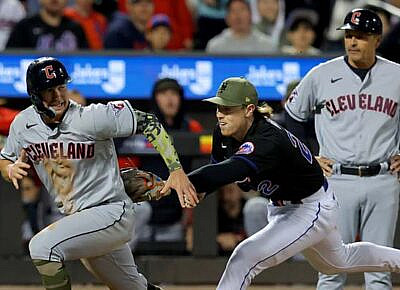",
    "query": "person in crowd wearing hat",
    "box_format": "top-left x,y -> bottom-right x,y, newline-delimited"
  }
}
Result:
104,0 -> 153,49
128,78 -> 203,249
145,14 -> 172,51
281,8 -> 320,55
